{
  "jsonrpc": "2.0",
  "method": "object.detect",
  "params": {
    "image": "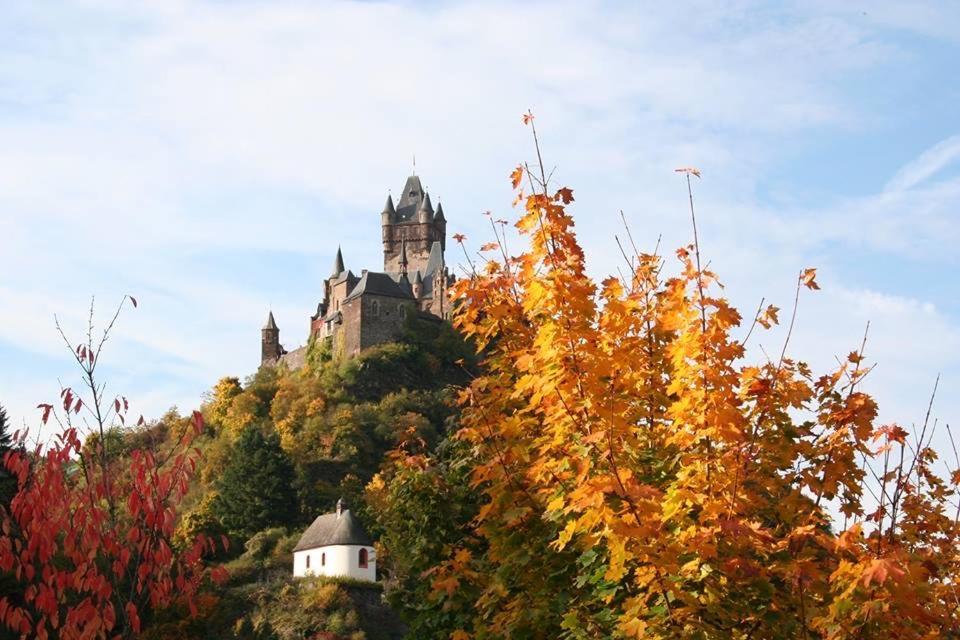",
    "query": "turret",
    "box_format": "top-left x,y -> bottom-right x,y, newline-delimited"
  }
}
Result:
332,246 -> 345,276
434,202 -> 447,250
261,311 -> 282,365
417,192 -> 434,224
381,194 -> 395,227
